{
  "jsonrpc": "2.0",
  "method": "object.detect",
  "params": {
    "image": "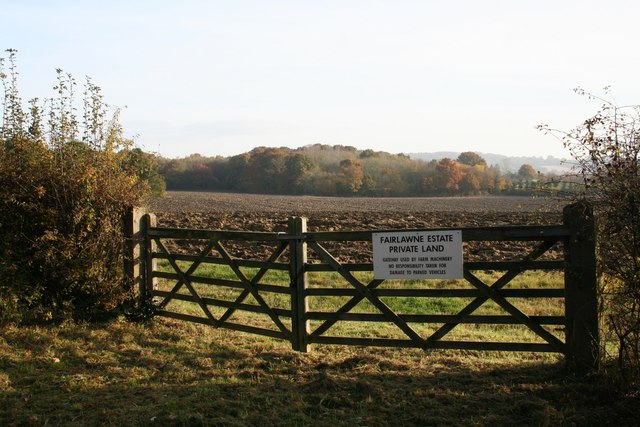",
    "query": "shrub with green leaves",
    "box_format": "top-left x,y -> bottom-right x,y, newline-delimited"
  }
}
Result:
0,49 -> 148,323
540,87 -> 640,384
